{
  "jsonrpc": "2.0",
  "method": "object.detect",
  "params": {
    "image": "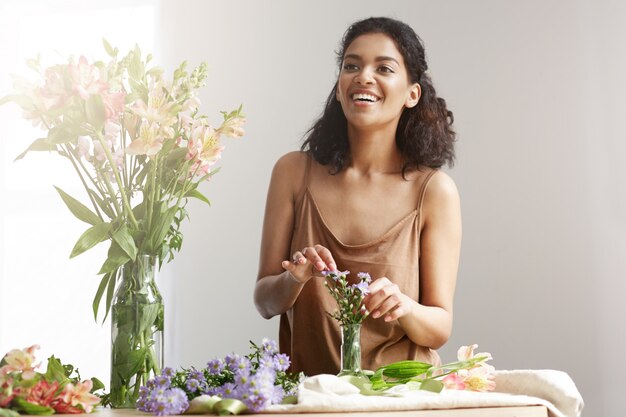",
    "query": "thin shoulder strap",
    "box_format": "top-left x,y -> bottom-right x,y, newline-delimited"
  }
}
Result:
416,168 -> 438,212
